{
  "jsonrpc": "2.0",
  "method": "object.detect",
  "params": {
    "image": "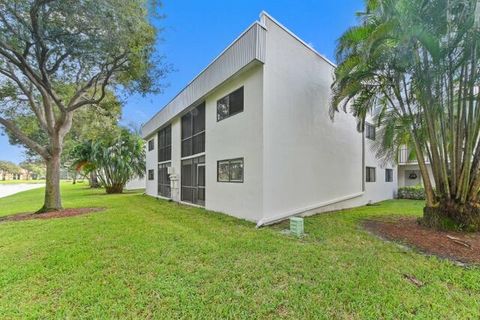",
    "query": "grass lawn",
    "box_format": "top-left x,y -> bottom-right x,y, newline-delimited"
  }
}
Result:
0,183 -> 479,319
0,179 -> 46,185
